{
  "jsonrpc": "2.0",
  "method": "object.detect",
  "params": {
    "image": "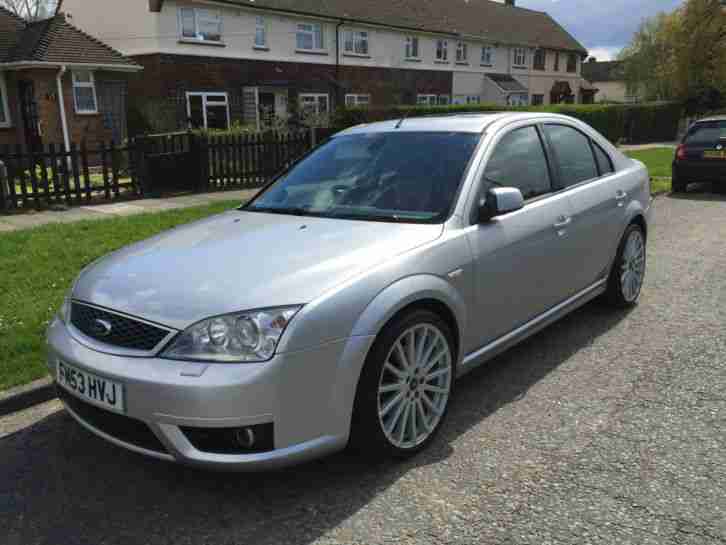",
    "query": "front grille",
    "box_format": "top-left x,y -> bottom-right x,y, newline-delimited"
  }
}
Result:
58,387 -> 168,454
71,302 -> 170,351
